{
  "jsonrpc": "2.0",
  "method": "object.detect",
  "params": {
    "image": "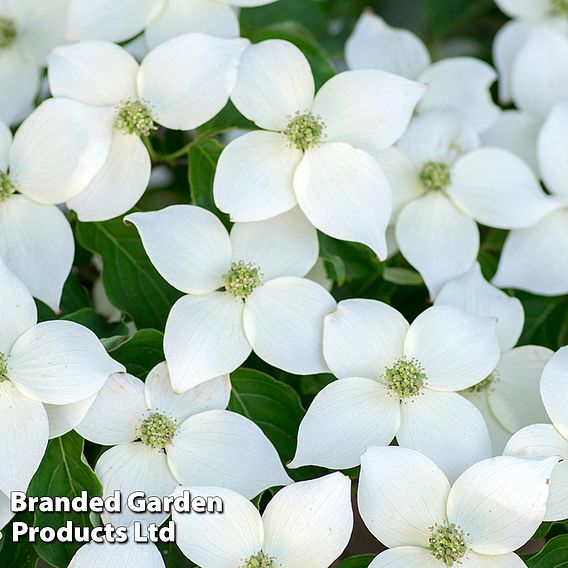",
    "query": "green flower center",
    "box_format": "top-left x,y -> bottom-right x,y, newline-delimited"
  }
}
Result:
466,371 -> 498,394
138,412 -> 178,450
0,171 -> 15,203
420,162 -> 451,192
551,0 -> 568,16
283,111 -> 326,151
384,357 -> 427,399
0,17 -> 16,49
115,99 -> 157,137
222,261 -> 263,301
429,523 -> 468,566
240,552 -> 276,568
0,352 -> 9,382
